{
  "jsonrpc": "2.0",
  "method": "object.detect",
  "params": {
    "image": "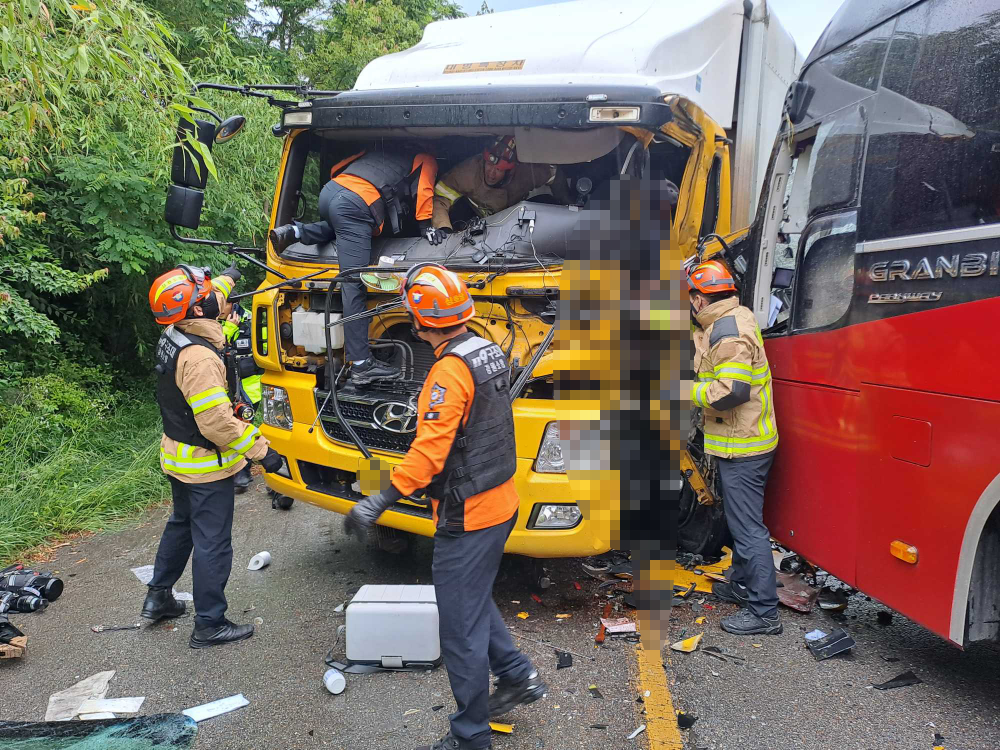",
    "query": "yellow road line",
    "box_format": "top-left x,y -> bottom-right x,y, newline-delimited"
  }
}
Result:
635,644 -> 684,749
